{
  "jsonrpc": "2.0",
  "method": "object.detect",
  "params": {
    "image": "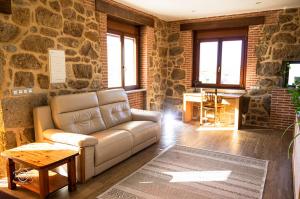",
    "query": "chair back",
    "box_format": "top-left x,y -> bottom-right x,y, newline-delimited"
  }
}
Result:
204,92 -> 216,103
